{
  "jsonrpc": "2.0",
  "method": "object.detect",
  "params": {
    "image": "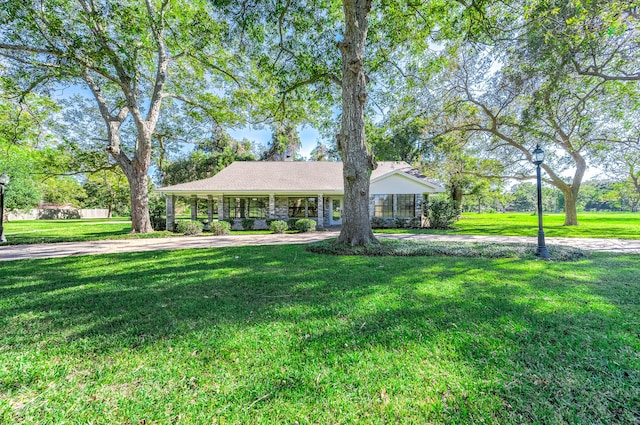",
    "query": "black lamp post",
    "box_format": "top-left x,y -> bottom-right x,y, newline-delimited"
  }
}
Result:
0,173 -> 8,243
531,145 -> 550,260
